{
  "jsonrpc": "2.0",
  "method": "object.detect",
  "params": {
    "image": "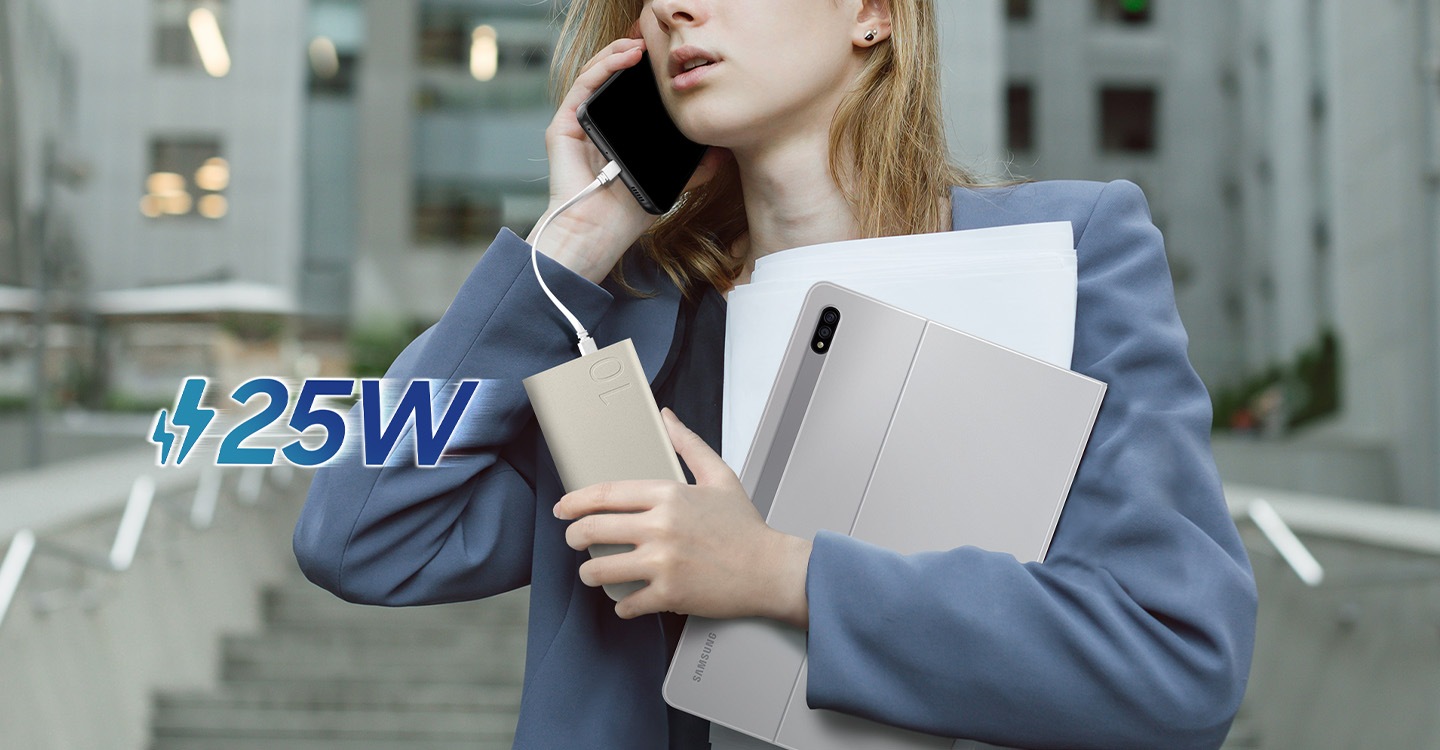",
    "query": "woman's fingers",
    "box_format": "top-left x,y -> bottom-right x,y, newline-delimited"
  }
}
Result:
530,37 -> 664,280
577,550 -> 651,590
555,479 -> 673,520
579,36 -> 643,74
546,40 -> 646,170
579,552 -> 672,620
554,39 -> 646,128
564,510 -> 647,551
